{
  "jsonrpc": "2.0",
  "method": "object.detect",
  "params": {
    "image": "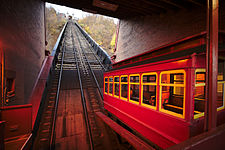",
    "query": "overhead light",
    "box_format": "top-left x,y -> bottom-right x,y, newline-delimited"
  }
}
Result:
93,0 -> 118,12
